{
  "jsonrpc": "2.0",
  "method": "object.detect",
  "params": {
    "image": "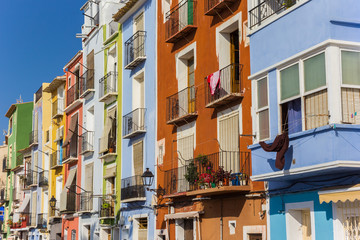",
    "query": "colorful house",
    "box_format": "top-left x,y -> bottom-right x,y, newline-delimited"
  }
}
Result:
60,51 -> 84,240
248,0 -> 360,239
43,75 -> 66,240
0,144 -> 7,231
155,0 -> 266,238
114,0 -> 157,238
3,101 -> 33,240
